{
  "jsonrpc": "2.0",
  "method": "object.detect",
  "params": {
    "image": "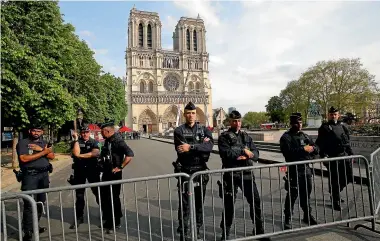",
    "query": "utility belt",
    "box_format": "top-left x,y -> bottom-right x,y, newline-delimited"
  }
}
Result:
14,164 -> 53,182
